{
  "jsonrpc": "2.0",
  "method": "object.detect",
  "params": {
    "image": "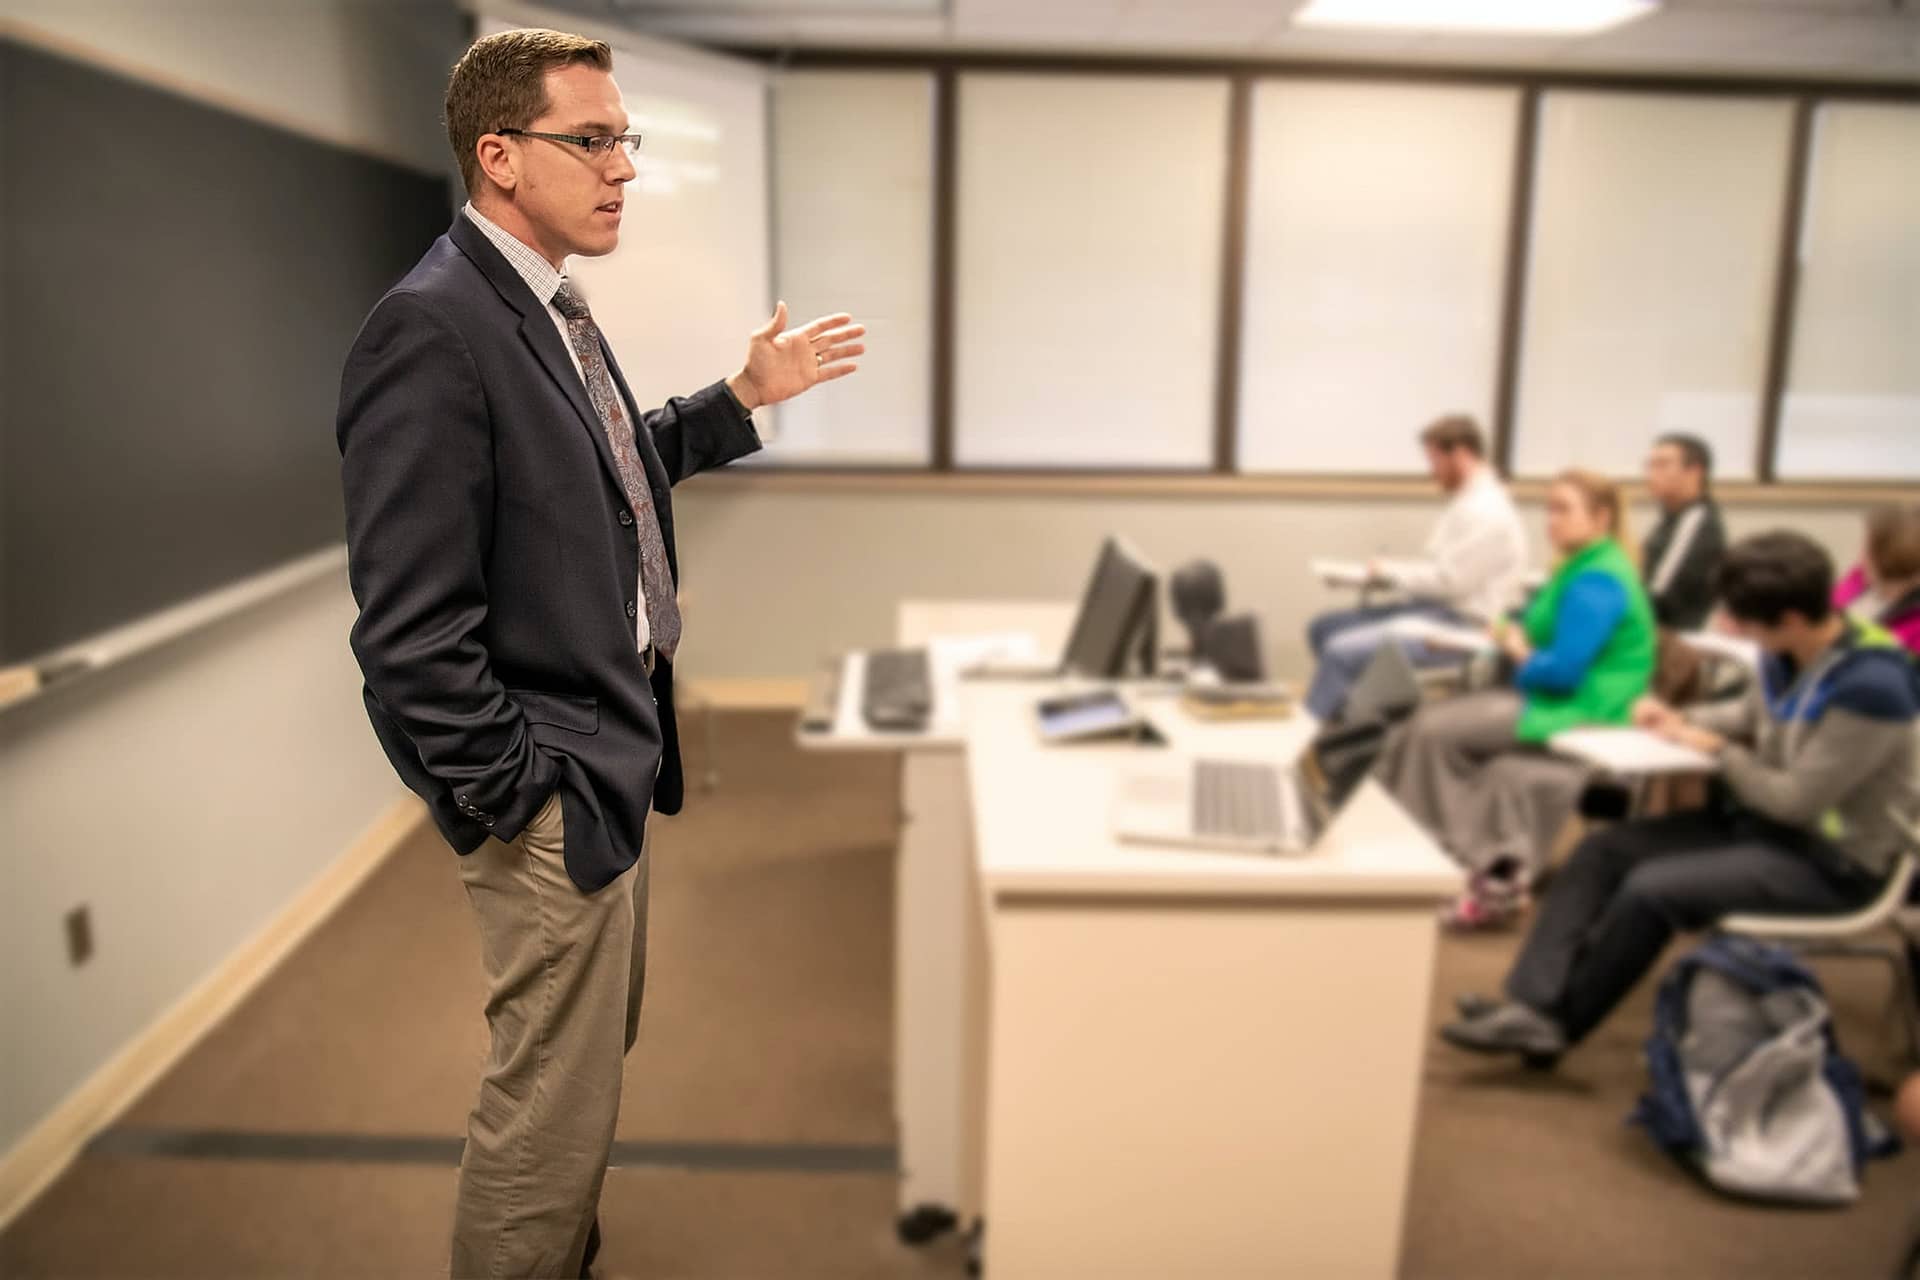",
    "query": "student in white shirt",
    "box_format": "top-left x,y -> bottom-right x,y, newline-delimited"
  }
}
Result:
1304,416 -> 1529,720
